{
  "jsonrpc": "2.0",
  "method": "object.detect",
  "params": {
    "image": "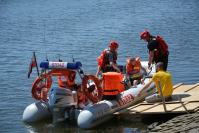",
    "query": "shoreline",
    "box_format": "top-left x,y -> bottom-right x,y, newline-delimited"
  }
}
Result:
148,112 -> 199,133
